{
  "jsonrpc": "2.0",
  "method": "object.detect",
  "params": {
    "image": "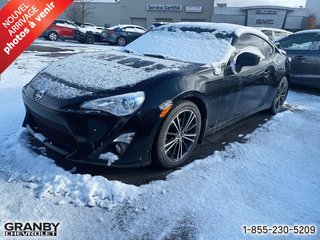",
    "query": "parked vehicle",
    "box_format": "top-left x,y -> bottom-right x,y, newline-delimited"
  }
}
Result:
148,22 -> 170,31
259,27 -> 292,42
41,20 -> 78,41
101,24 -> 147,46
275,29 -> 320,88
75,22 -> 104,30
22,23 -> 290,169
